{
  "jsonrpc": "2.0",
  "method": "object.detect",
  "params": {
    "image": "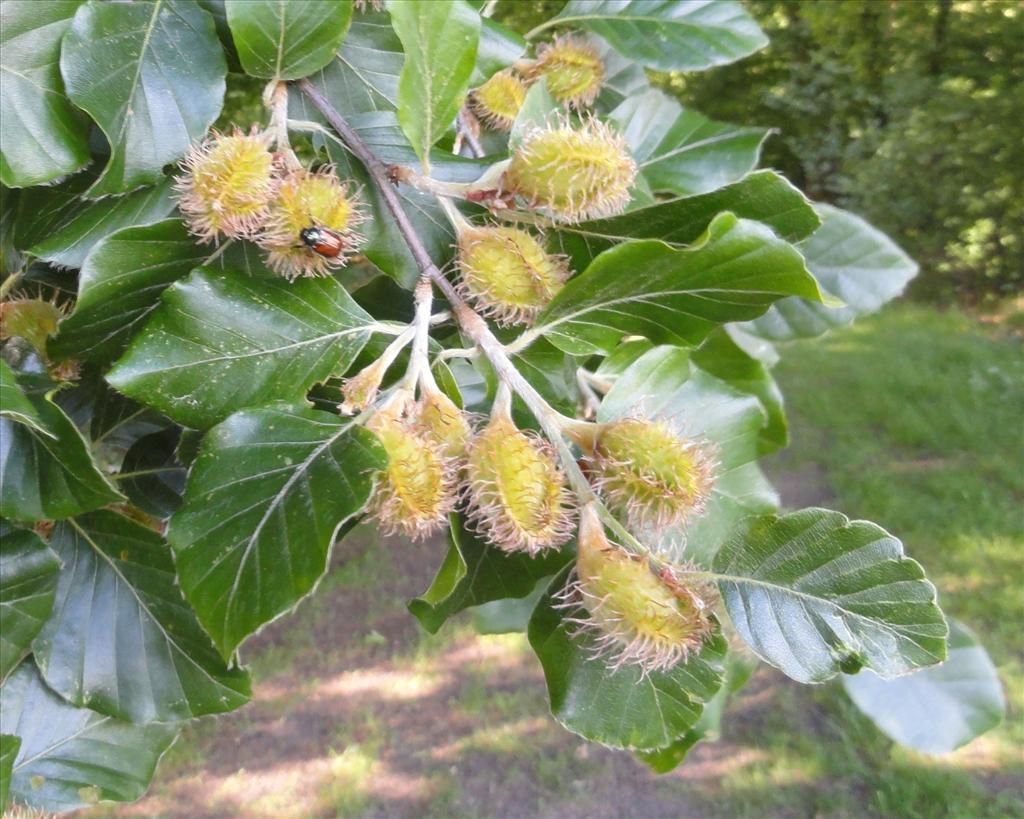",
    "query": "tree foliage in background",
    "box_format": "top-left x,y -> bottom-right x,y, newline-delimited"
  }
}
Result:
666,0 -> 1023,302
0,0 -> 1008,812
